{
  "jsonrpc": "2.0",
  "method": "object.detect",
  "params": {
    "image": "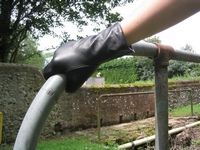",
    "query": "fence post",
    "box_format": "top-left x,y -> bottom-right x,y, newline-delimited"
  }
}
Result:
188,90 -> 193,116
154,43 -> 174,150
